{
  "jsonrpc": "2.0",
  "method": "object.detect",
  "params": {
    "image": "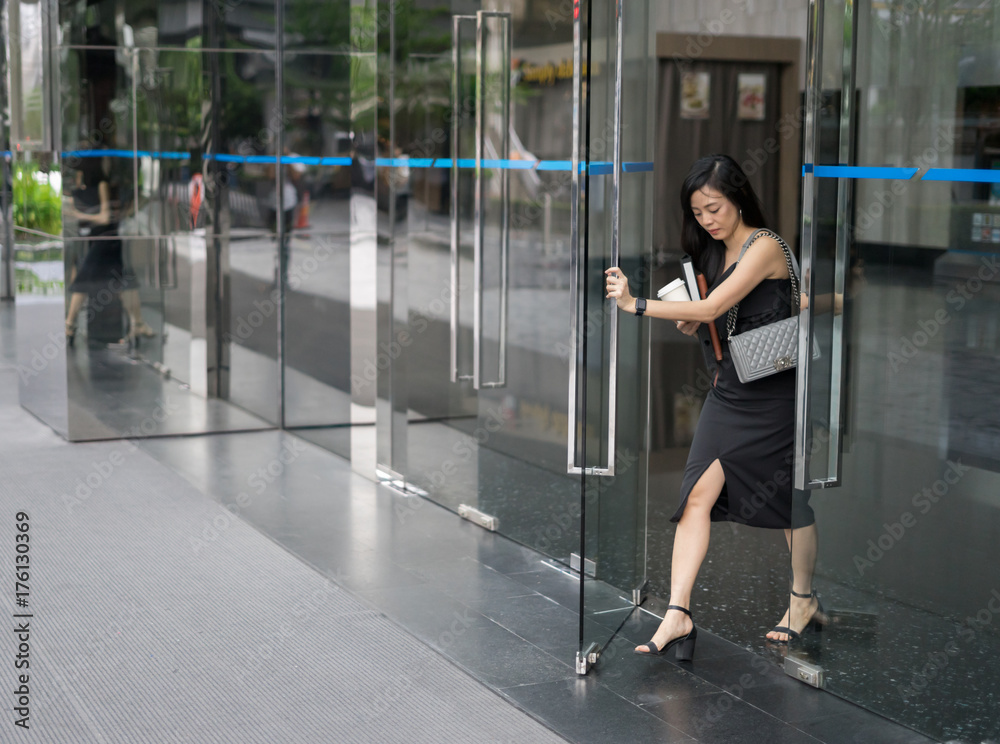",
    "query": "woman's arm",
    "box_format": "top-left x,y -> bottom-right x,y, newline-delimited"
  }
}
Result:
64,181 -> 112,225
605,236 -> 789,323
